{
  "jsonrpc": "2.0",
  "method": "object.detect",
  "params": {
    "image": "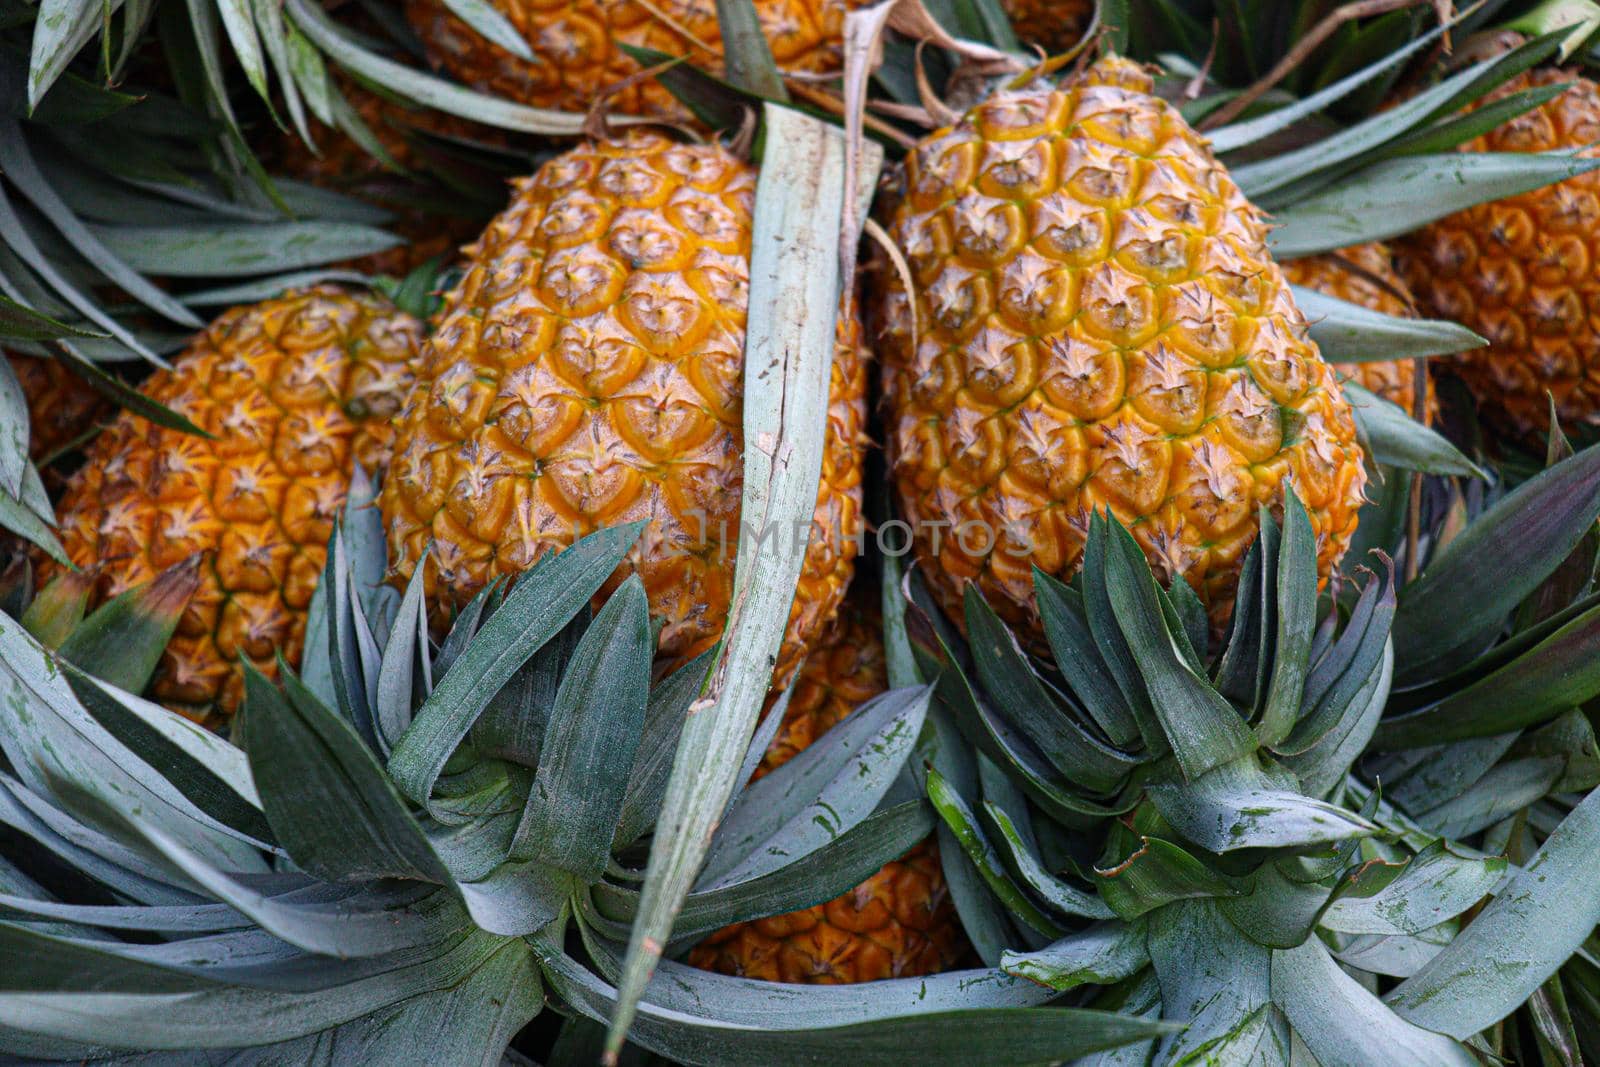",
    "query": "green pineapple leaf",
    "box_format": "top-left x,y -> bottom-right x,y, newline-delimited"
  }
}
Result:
1096,834 -> 1244,920
1387,786 -> 1600,1038
508,574 -> 652,881
433,0 -> 535,62
1318,840 -> 1506,938
1393,441 -> 1600,684
1207,22 -> 1449,155
1000,919 -> 1151,992
374,553 -> 433,750
544,936 -> 1176,1064
1272,935 -> 1480,1065
696,684 -> 932,891
1346,384 -> 1488,478
596,800 -> 937,944
18,566 -> 93,648
387,522 -> 643,815
243,660 -> 451,885
1101,519 -> 1257,777
57,554 -> 200,697
1145,899 -> 1278,1062
1034,569 -> 1140,748
0,617 -> 263,874
612,651 -> 715,852
966,586 -> 1135,793
1378,601 -> 1600,748
716,0 -> 787,101
0,294 -> 104,341
60,661 -> 274,847
1269,152 -> 1600,257
1291,284 -> 1484,363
